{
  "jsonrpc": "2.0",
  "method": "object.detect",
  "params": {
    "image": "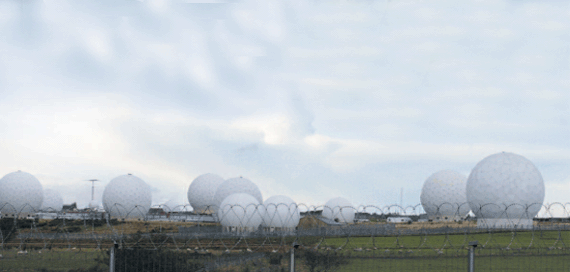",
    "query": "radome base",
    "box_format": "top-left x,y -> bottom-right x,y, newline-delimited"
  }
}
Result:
477,218 -> 534,229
